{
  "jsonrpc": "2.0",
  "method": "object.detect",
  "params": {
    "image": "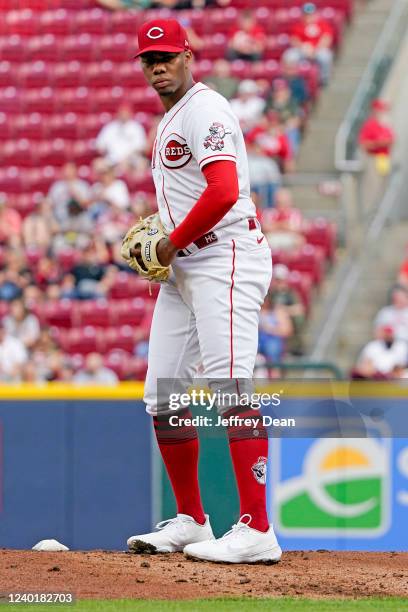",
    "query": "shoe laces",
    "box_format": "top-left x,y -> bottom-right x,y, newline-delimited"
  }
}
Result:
220,514 -> 253,540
